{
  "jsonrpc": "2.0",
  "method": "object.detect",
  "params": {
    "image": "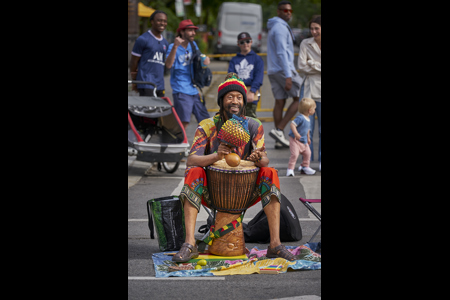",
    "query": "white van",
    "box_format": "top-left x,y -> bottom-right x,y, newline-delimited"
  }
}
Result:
214,2 -> 263,55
